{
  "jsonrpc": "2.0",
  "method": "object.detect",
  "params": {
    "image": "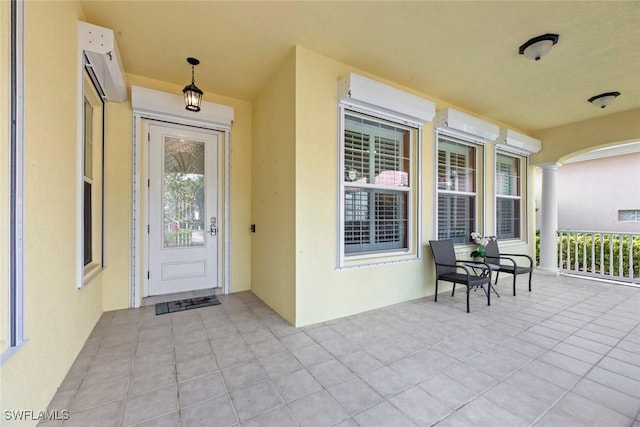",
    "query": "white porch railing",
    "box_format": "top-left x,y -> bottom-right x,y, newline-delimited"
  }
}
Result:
557,230 -> 640,284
